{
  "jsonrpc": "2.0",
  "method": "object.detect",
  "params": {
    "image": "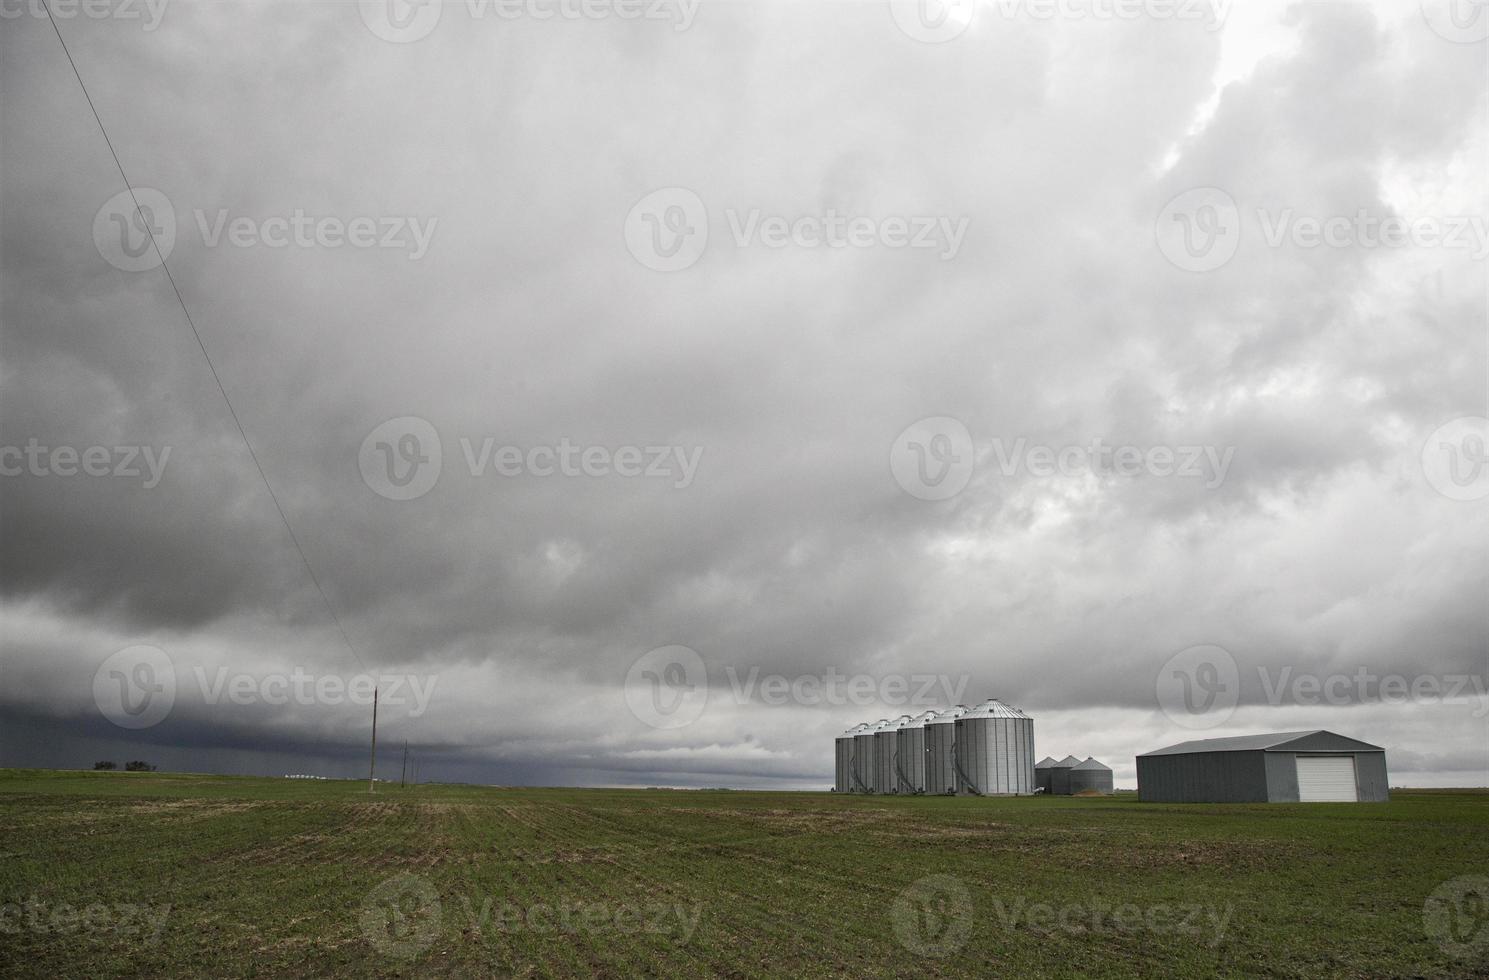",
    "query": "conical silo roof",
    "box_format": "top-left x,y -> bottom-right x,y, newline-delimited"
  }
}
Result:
960,698 -> 1031,720
1052,755 -> 1081,768
926,705 -> 968,725
1072,757 -> 1111,771
904,709 -> 941,728
1035,756 -> 1059,769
